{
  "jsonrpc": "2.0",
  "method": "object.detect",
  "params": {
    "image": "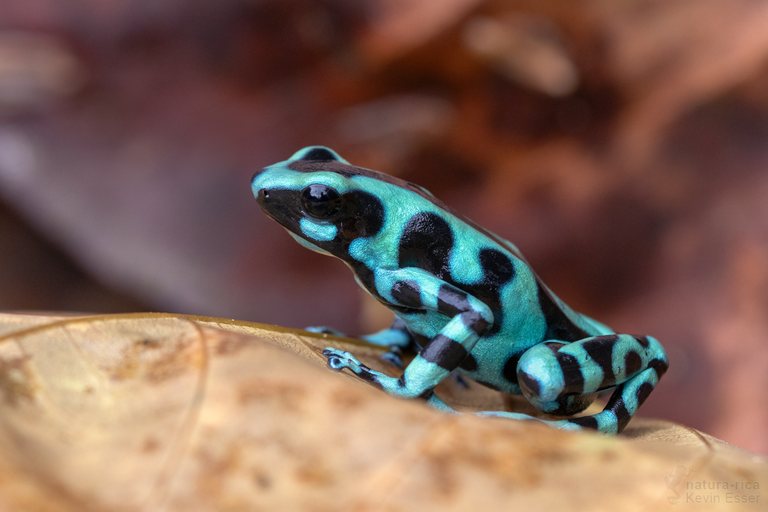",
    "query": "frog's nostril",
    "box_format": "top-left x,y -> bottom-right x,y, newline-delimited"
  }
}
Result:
259,189 -> 270,202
